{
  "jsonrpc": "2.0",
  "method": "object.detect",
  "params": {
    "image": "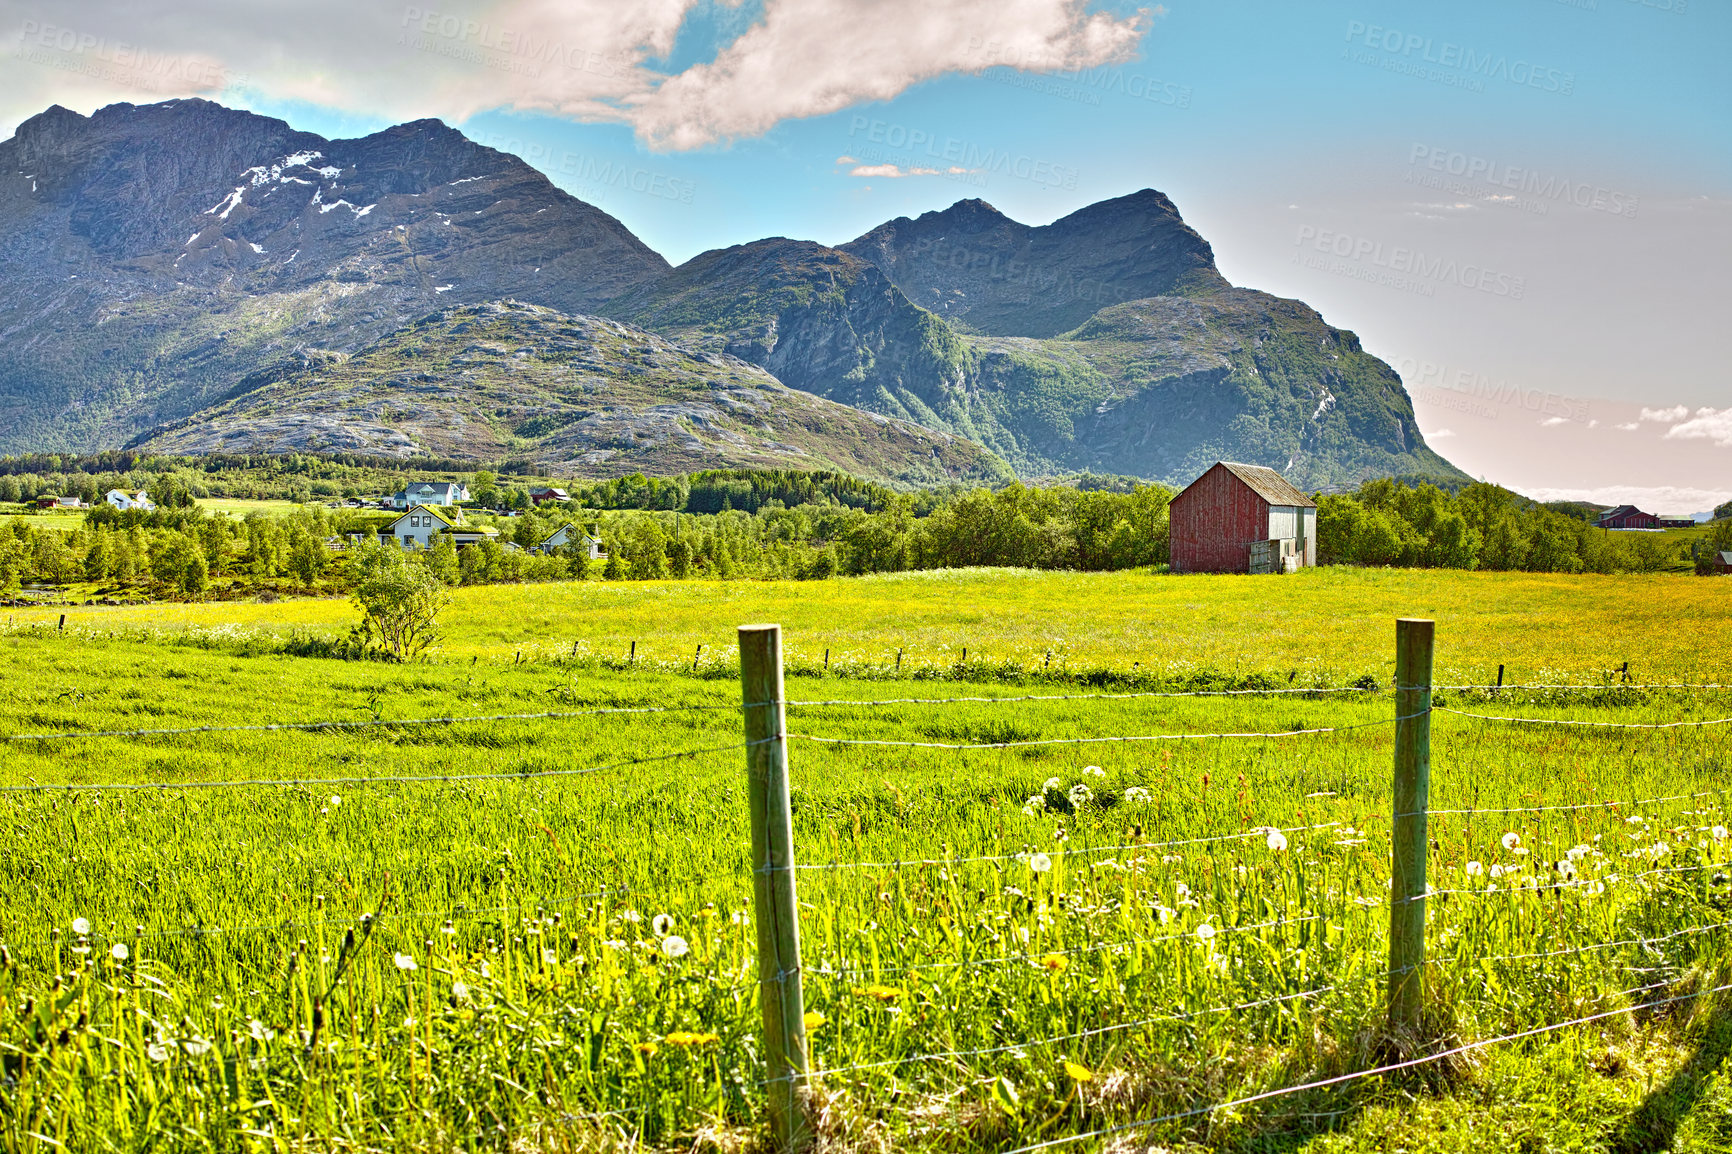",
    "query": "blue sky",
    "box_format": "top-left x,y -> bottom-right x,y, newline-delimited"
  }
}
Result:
3,0 -> 1727,505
